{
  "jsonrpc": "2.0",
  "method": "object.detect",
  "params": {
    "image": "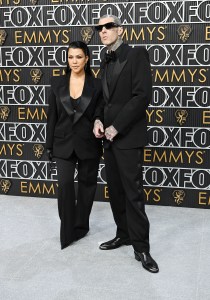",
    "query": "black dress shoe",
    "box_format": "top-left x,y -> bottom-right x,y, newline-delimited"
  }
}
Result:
134,251 -> 159,273
99,237 -> 131,250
